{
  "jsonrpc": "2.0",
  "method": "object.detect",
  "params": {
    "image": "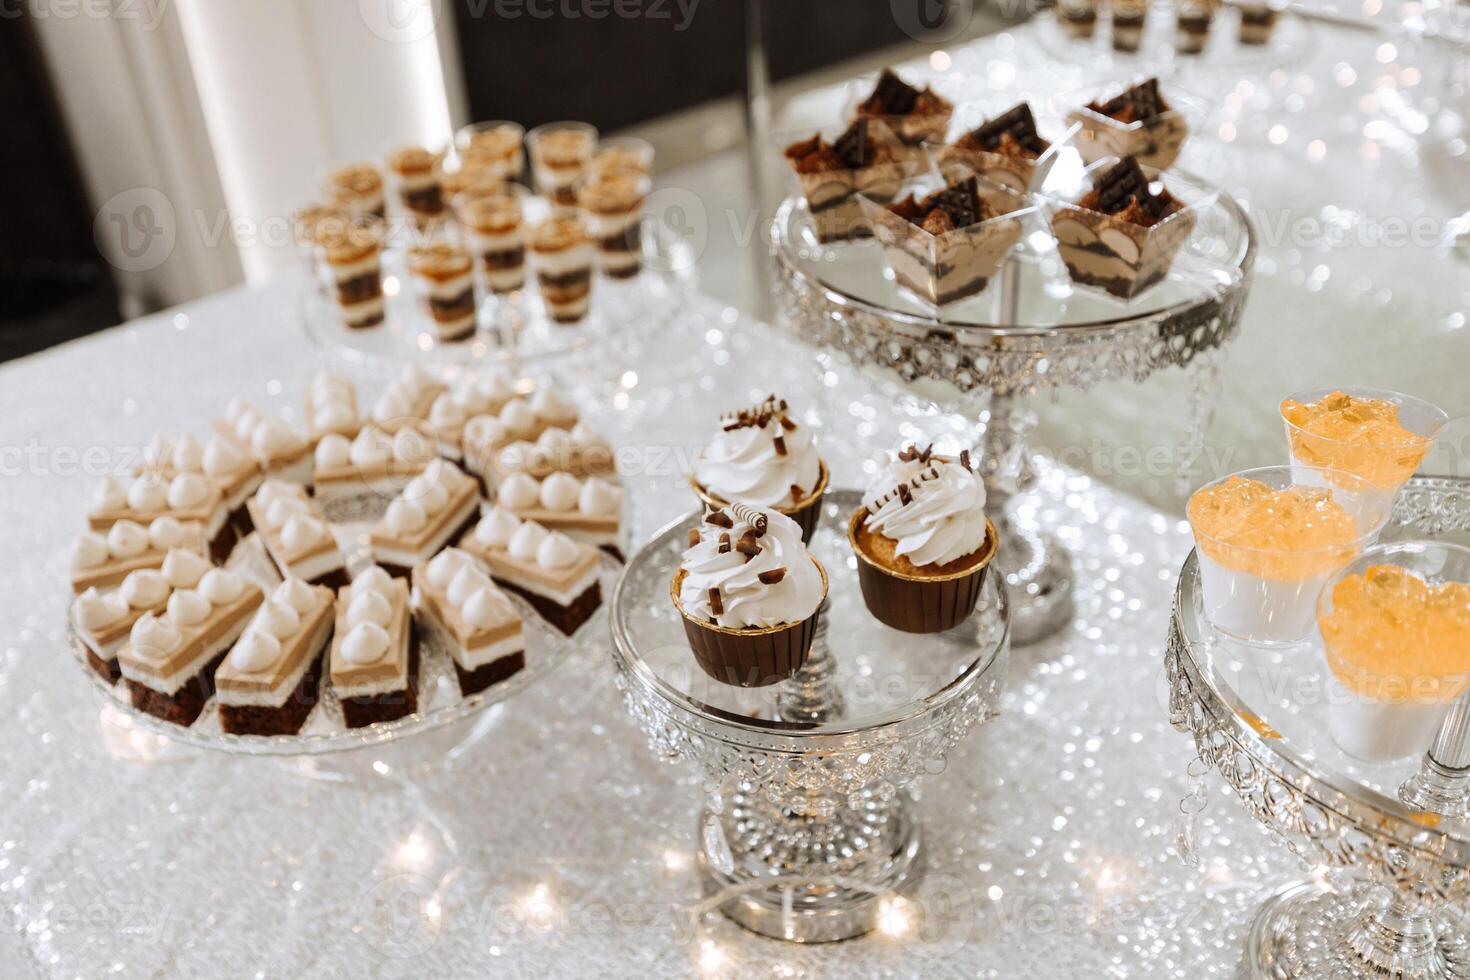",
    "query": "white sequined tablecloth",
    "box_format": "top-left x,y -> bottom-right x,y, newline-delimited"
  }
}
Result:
0,276 -> 1295,980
